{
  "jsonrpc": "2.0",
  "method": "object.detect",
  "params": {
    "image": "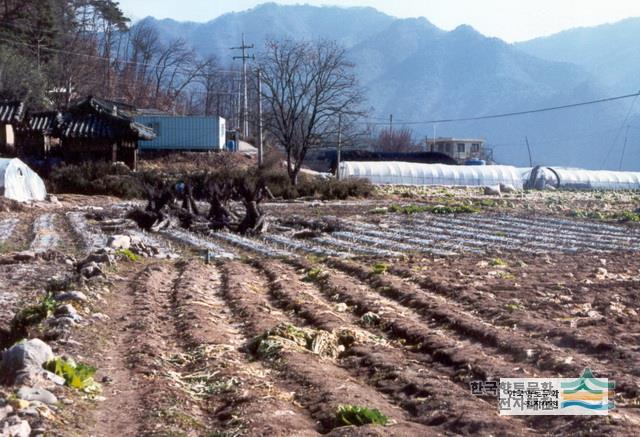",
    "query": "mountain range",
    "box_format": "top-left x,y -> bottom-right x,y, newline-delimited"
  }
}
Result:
136,3 -> 640,170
